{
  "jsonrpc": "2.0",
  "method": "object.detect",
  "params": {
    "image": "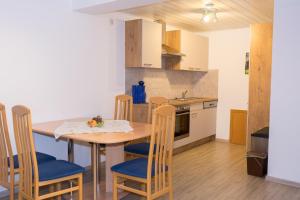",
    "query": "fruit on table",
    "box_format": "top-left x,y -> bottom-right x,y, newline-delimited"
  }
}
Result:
87,120 -> 97,127
87,116 -> 104,127
92,116 -> 103,124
